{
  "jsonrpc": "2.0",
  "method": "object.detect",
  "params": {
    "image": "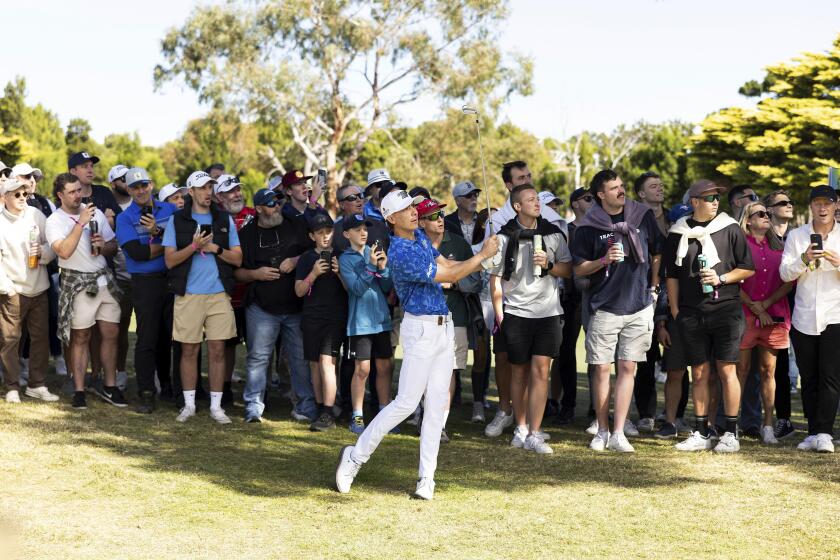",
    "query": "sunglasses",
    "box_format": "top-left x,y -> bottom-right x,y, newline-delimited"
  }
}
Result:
738,193 -> 759,202
749,210 -> 769,219
7,190 -> 27,199
340,194 -> 363,203
575,195 -> 594,203
18,173 -> 34,180
769,200 -> 794,208
459,191 -> 480,200
694,194 -> 721,203
422,211 -> 444,221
